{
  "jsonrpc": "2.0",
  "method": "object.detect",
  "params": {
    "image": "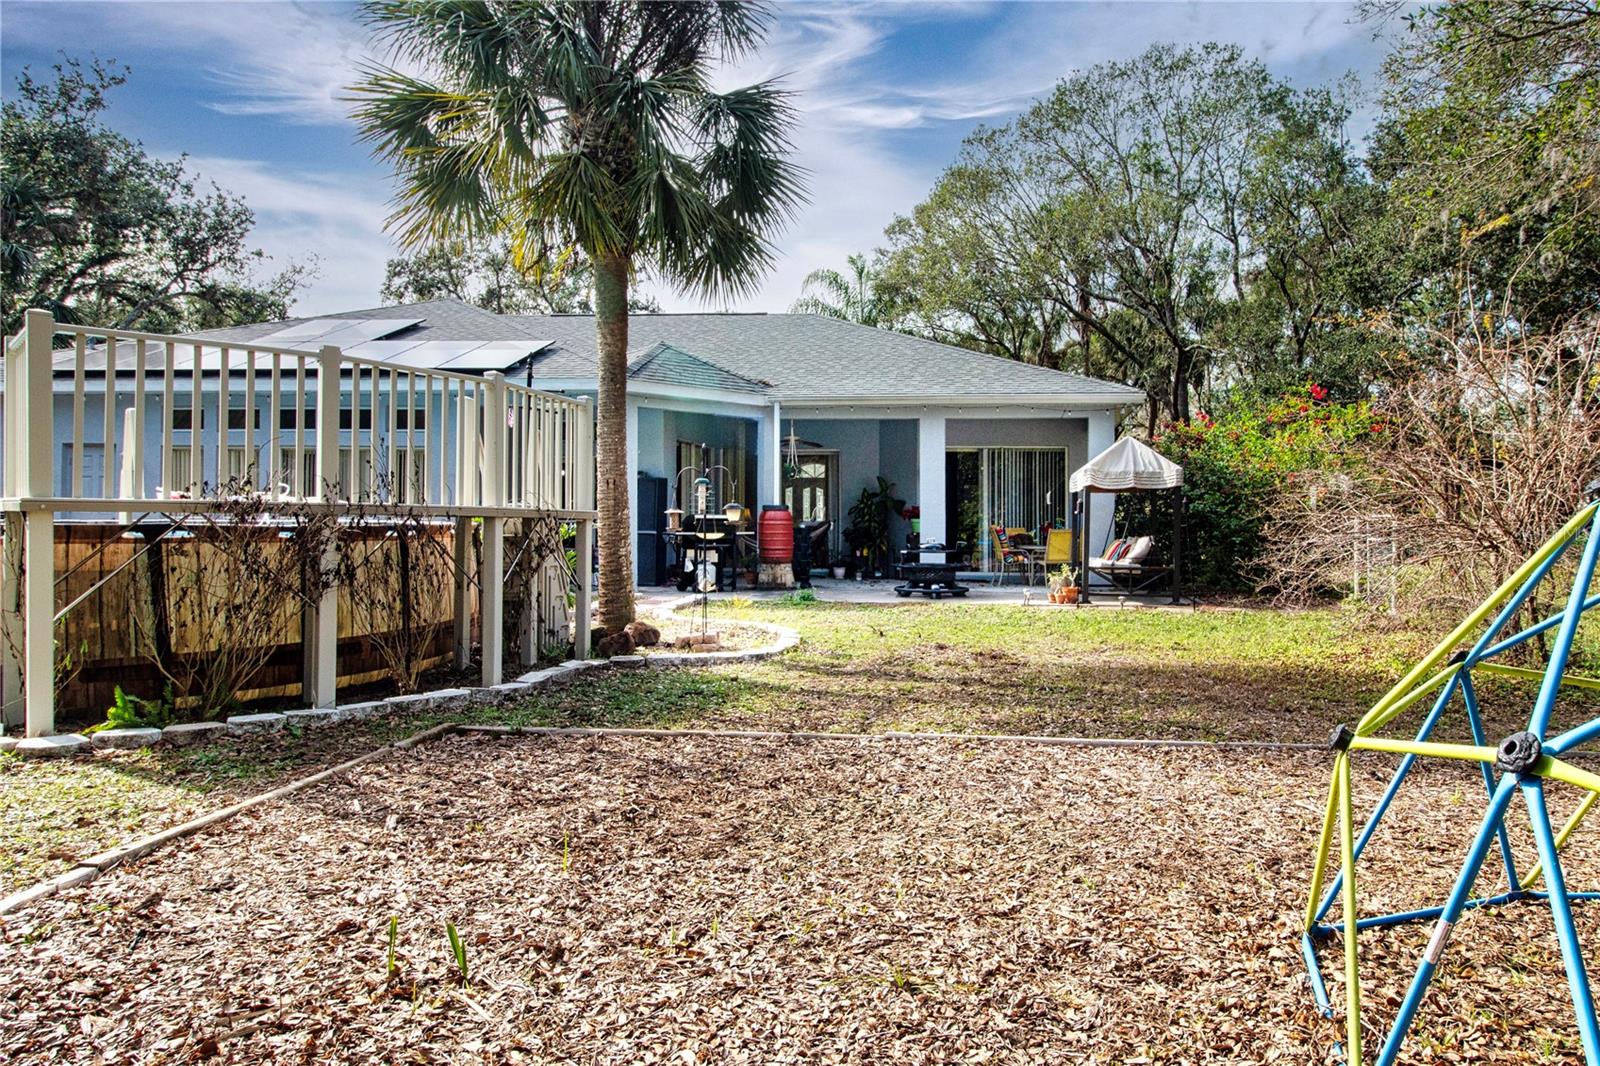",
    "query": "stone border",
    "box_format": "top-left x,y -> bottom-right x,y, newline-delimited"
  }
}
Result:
0,612 -> 799,759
